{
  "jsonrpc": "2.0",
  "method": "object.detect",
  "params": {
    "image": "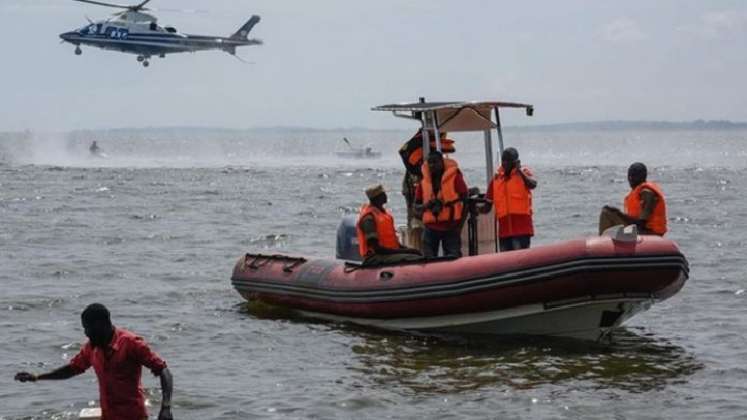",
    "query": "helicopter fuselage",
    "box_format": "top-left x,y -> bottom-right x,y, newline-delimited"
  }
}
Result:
60,12 -> 261,65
